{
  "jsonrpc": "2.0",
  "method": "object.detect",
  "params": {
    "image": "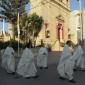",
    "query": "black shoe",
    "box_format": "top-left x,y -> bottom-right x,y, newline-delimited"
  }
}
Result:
73,69 -> 77,71
81,70 -> 85,71
59,77 -> 66,80
7,72 -> 15,75
25,77 -> 32,79
79,69 -> 85,71
32,75 -> 39,79
44,67 -> 48,69
69,79 -> 76,83
12,72 -> 16,75
40,67 -> 43,69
